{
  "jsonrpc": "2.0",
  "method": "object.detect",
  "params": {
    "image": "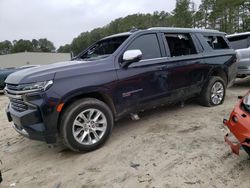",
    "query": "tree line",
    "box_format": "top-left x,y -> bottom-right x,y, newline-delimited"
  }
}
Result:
59,0 -> 250,55
1,0 -> 249,55
194,0 -> 250,33
0,38 -> 56,55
